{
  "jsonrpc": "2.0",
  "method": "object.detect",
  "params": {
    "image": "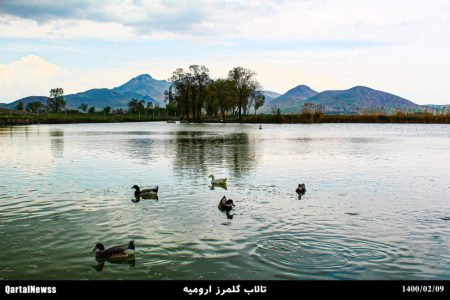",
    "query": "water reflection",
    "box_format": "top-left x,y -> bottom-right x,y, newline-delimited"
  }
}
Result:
93,259 -> 136,272
125,138 -> 154,163
209,182 -> 228,190
1,123 -> 450,280
172,131 -> 256,178
49,129 -> 64,158
132,193 -> 159,203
